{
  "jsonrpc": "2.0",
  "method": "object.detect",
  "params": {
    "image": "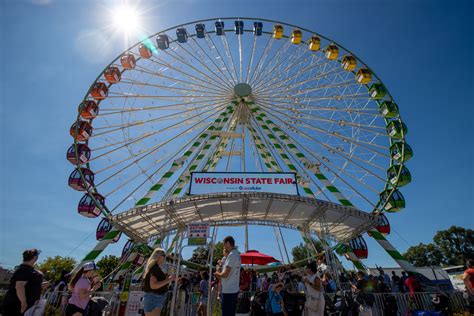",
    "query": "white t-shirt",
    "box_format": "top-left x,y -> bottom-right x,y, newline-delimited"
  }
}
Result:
221,248 -> 241,293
